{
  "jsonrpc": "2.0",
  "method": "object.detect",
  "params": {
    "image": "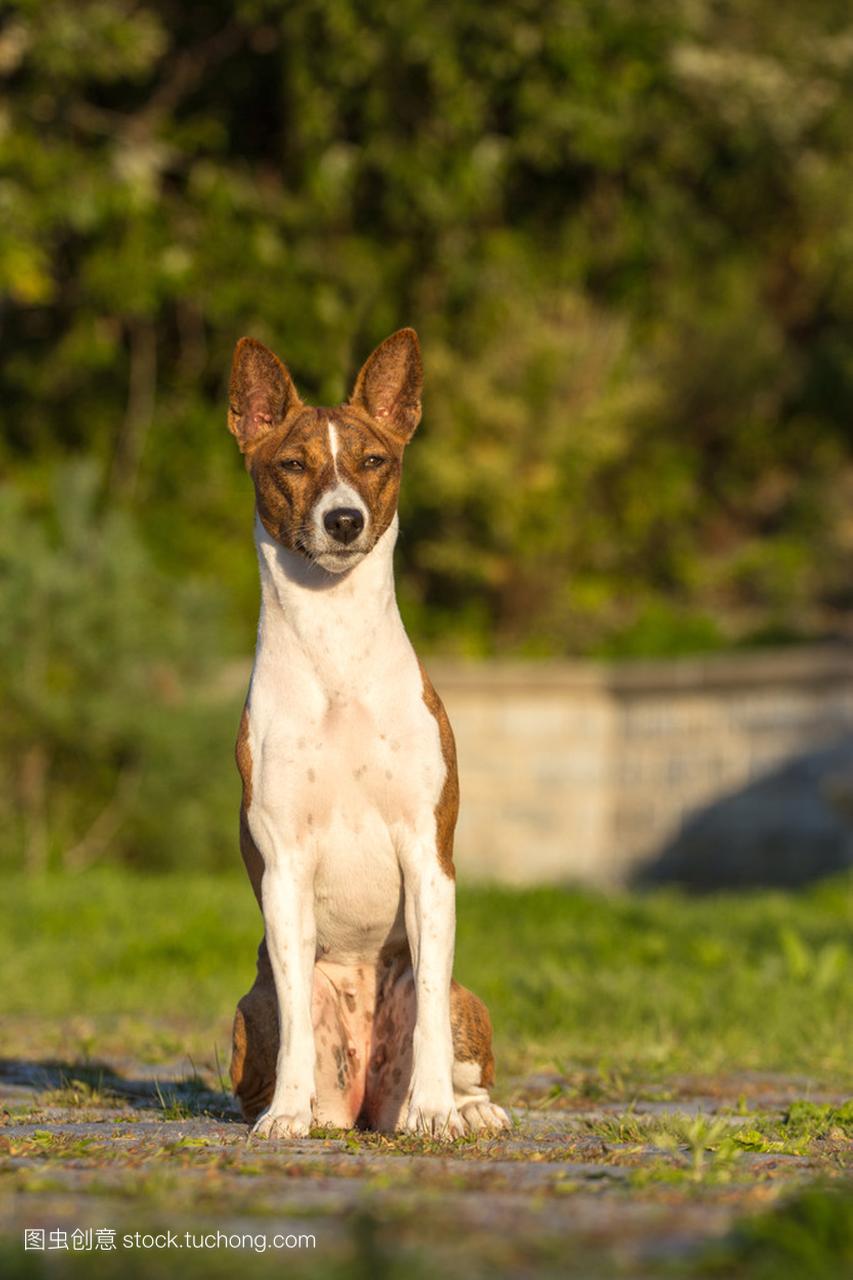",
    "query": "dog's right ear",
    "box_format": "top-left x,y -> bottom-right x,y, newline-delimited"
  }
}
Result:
228,337 -> 302,452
